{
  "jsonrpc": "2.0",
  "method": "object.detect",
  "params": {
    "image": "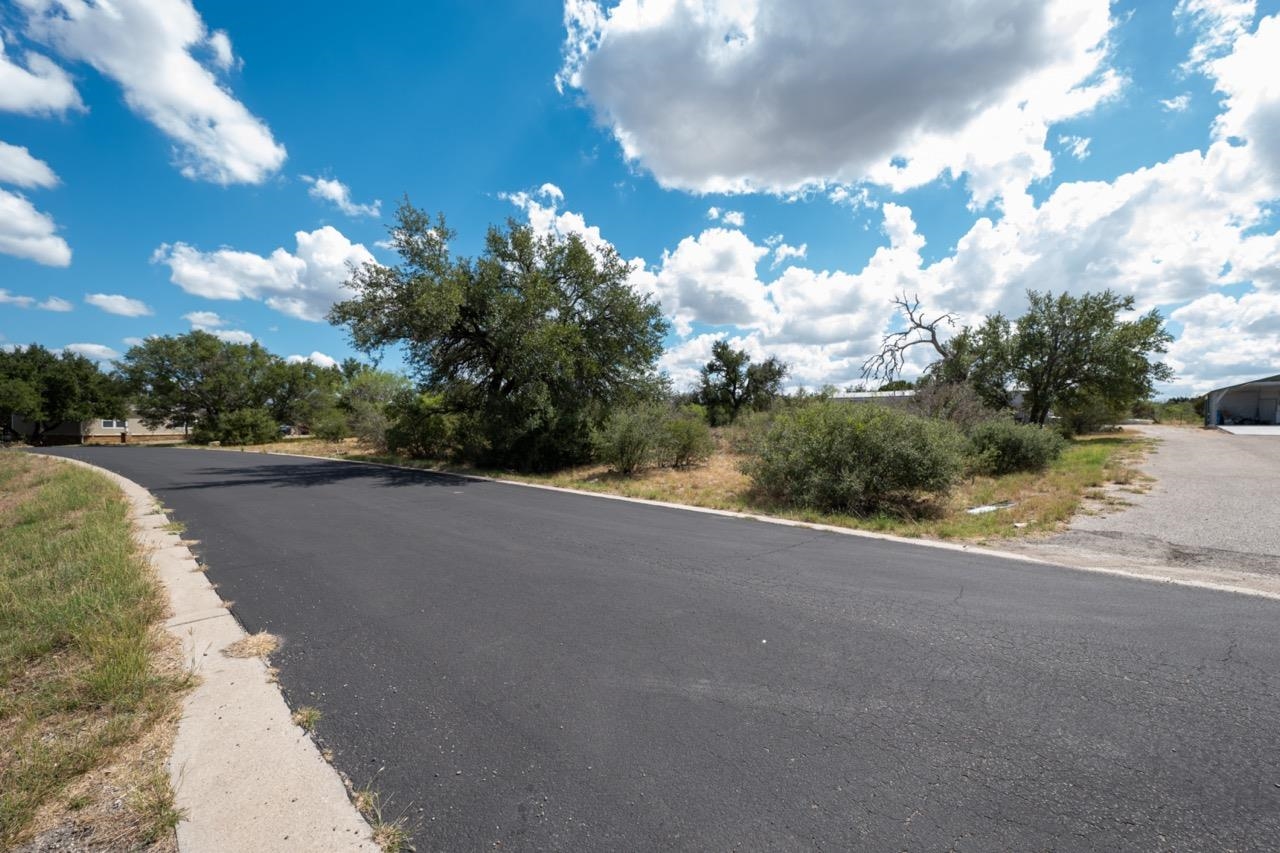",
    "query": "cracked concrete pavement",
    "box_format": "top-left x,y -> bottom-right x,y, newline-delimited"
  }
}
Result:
1008,425 -> 1280,596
